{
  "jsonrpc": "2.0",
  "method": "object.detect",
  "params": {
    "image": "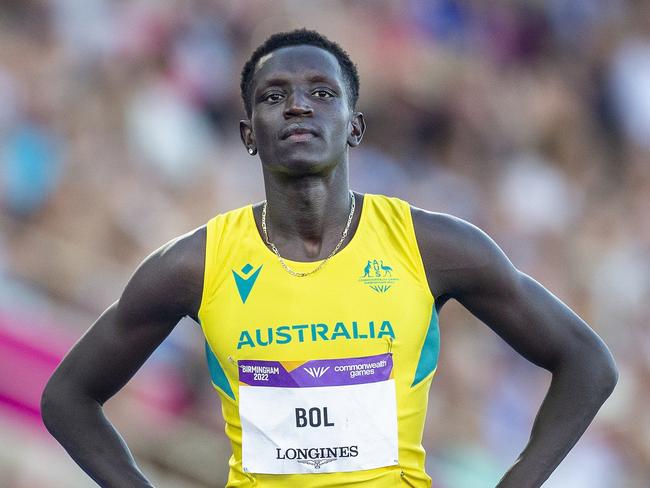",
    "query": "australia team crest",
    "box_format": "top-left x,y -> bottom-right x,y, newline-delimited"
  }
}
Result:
359,259 -> 399,293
